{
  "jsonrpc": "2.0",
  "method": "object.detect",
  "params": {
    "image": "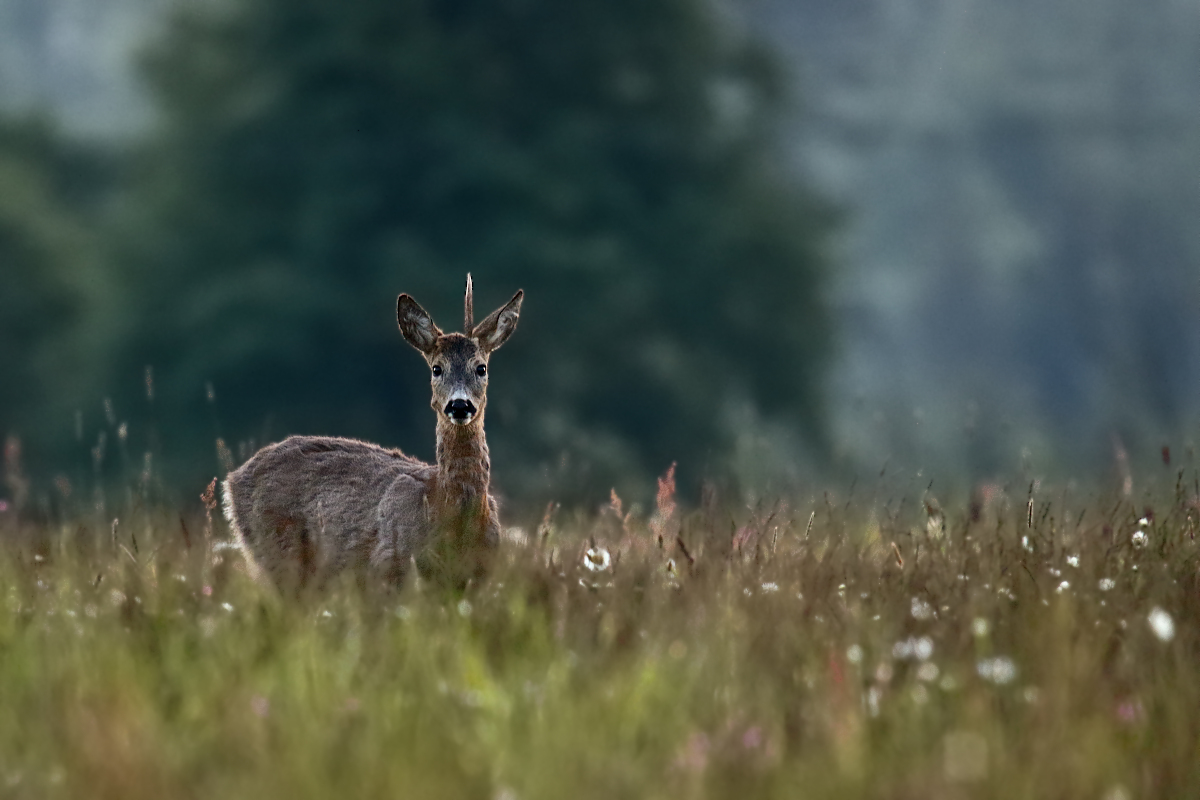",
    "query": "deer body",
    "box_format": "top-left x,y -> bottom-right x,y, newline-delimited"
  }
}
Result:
222,277 -> 522,590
